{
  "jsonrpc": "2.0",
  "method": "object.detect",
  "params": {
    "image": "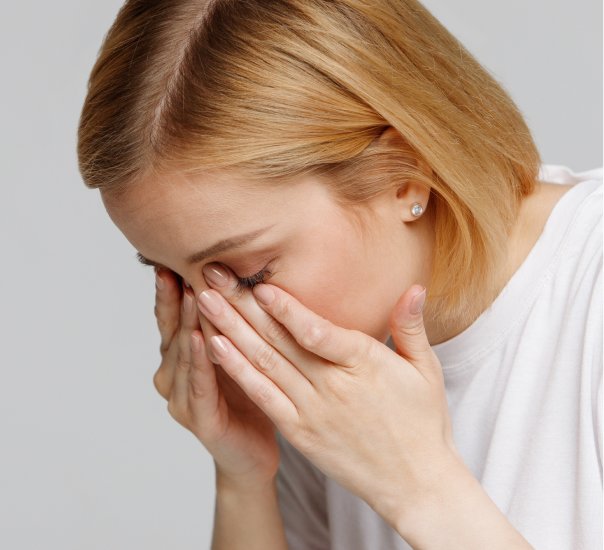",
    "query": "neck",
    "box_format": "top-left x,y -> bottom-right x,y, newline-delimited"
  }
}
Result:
423,179 -> 573,347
